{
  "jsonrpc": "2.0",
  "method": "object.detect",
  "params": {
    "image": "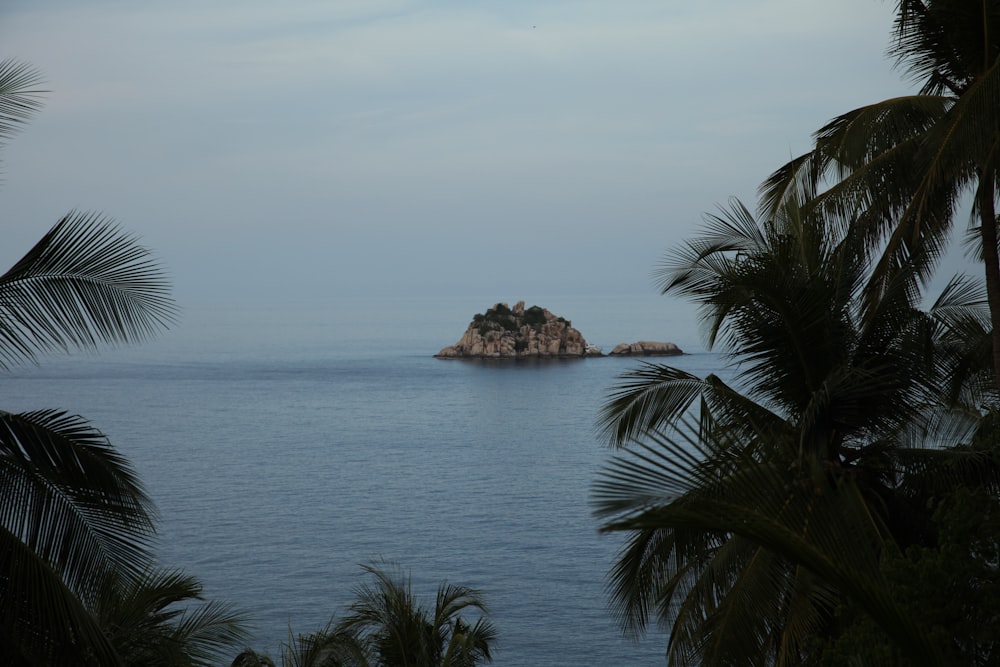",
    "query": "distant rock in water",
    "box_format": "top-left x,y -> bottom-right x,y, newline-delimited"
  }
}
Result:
436,301 -> 602,359
608,341 -> 684,356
